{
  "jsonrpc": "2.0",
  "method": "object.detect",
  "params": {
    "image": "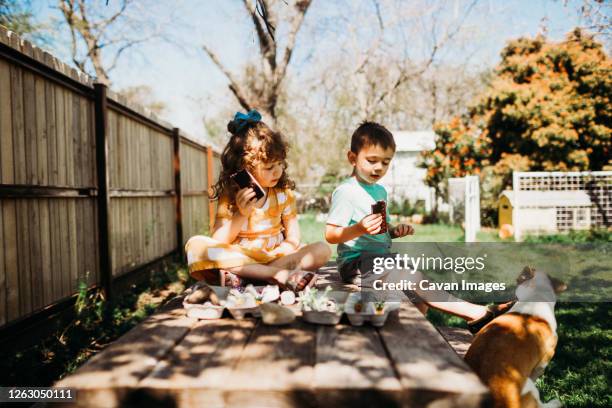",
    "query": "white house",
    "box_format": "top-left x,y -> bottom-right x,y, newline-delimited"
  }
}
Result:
381,130 -> 437,211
